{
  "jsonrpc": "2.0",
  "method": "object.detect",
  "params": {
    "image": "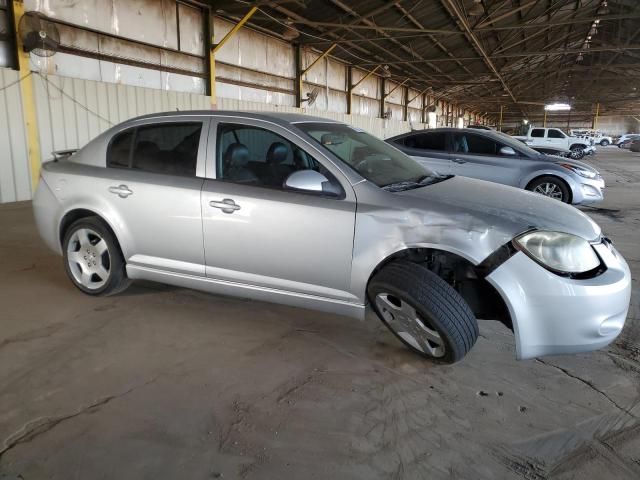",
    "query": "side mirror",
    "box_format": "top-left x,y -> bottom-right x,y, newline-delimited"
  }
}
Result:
284,170 -> 341,196
500,146 -> 517,156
